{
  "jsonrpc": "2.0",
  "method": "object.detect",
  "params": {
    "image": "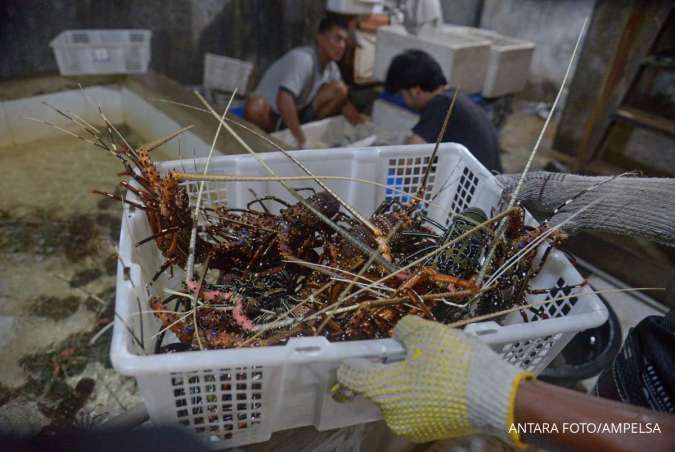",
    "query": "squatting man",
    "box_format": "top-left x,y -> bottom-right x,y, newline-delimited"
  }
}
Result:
245,15 -> 364,148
